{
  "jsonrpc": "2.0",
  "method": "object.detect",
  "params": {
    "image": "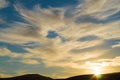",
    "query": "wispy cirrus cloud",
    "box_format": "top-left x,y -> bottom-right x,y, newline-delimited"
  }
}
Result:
0,0 -> 9,9
0,48 -> 40,65
80,56 -> 120,73
75,0 -> 120,20
0,0 -> 120,78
